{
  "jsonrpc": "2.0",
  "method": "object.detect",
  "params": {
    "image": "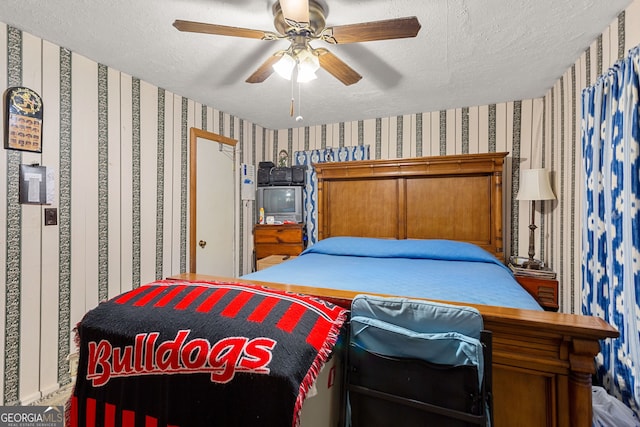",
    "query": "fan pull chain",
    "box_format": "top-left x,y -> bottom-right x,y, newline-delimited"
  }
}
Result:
296,81 -> 303,122
290,76 -> 295,117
